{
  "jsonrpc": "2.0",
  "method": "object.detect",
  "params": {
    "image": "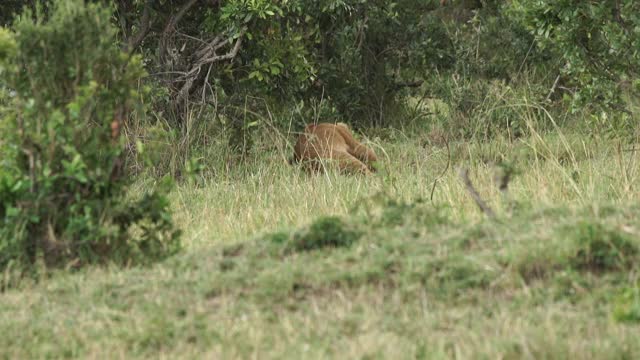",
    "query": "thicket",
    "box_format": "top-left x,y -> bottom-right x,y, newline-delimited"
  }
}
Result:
0,0 -> 180,273
2,0 -> 627,172
510,0 -> 640,134
2,1 -> 638,131
96,0 -> 639,164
